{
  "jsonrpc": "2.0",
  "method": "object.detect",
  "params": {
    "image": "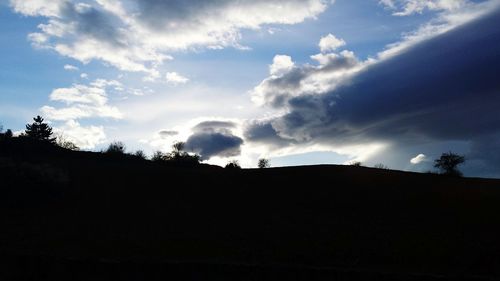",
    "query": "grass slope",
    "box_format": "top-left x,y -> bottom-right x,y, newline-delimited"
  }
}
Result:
1,138 -> 500,280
